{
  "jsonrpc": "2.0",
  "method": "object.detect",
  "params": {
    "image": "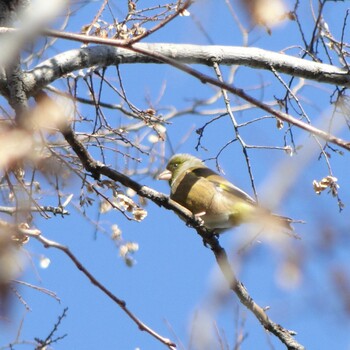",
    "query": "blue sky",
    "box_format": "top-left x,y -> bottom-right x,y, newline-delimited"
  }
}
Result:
1,1 -> 350,349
